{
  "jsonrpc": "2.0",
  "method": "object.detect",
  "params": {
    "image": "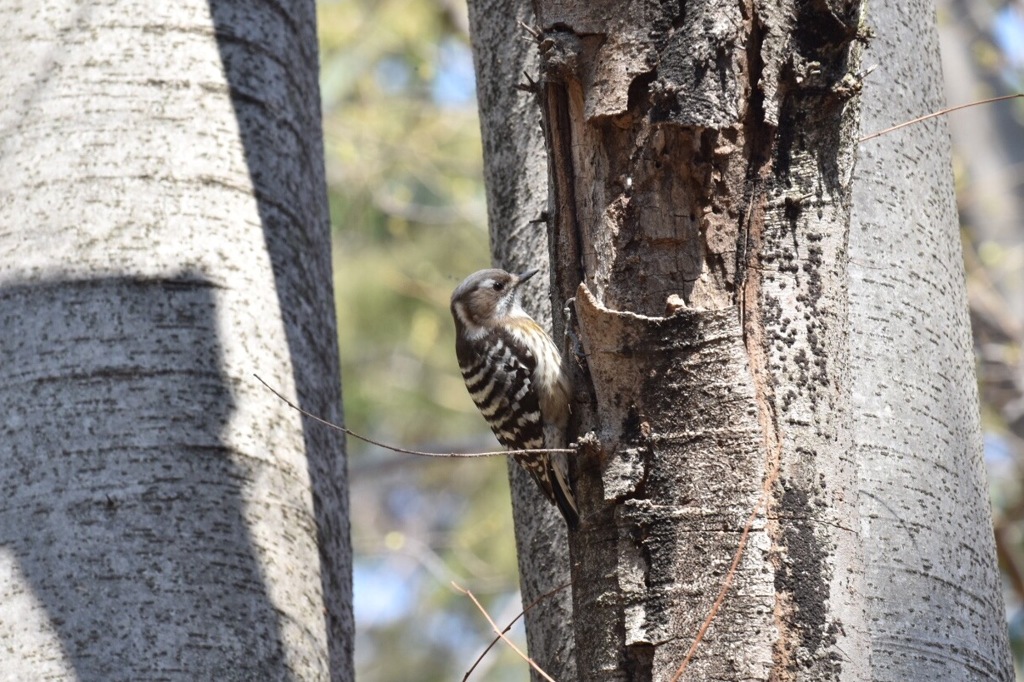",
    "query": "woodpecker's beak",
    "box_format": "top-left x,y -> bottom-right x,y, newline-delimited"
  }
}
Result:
516,268 -> 539,286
